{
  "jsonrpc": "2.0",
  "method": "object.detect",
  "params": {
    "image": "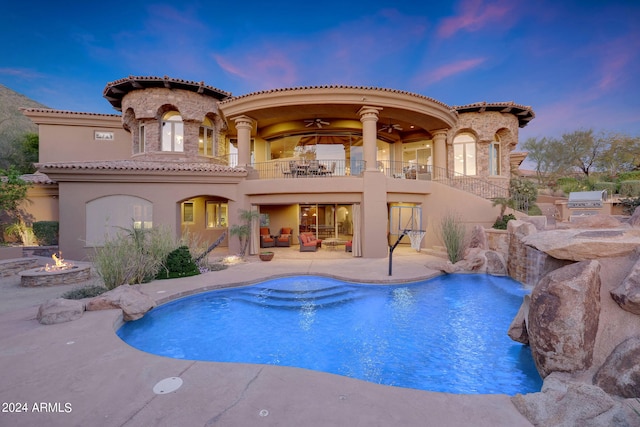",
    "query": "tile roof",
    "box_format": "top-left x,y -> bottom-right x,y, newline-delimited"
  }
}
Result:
18,172 -> 56,184
452,101 -> 535,128
20,108 -> 121,118
219,85 -> 453,110
35,160 -> 246,174
103,76 -> 232,111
